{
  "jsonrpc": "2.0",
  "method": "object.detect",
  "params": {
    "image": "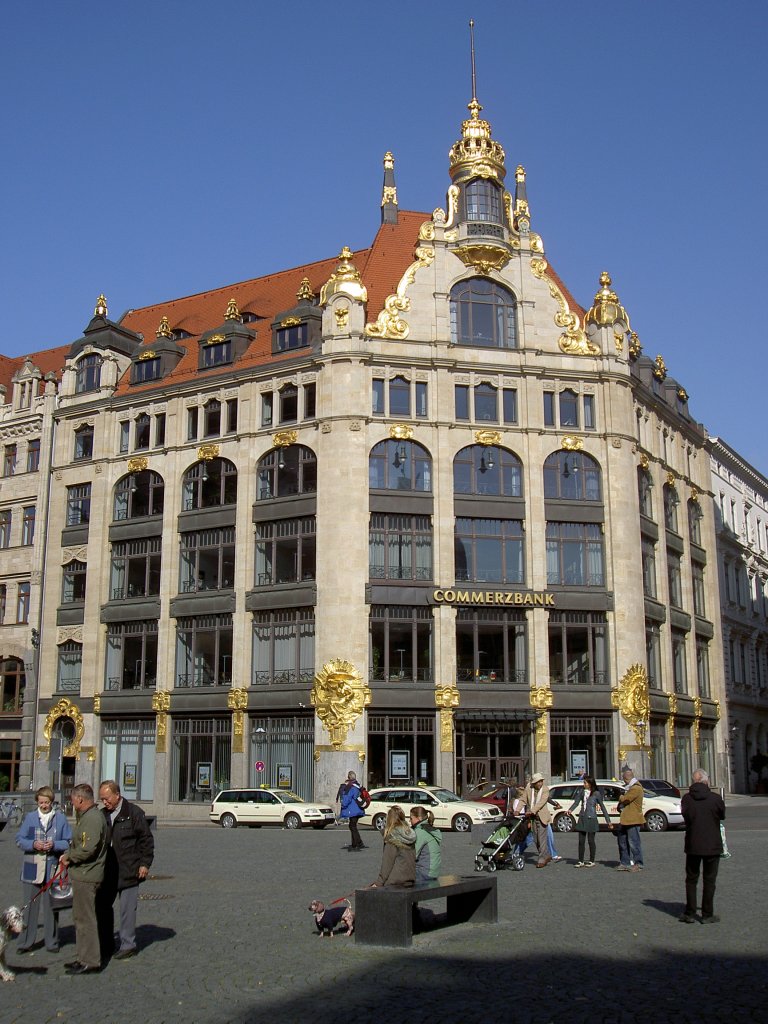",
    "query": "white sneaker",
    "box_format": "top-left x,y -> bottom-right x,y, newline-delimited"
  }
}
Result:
584,861 -> 595,867
574,861 -> 585,868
